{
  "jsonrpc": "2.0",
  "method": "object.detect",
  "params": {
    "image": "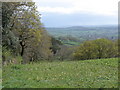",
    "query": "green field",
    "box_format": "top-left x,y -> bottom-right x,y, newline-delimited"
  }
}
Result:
3,58 -> 118,88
